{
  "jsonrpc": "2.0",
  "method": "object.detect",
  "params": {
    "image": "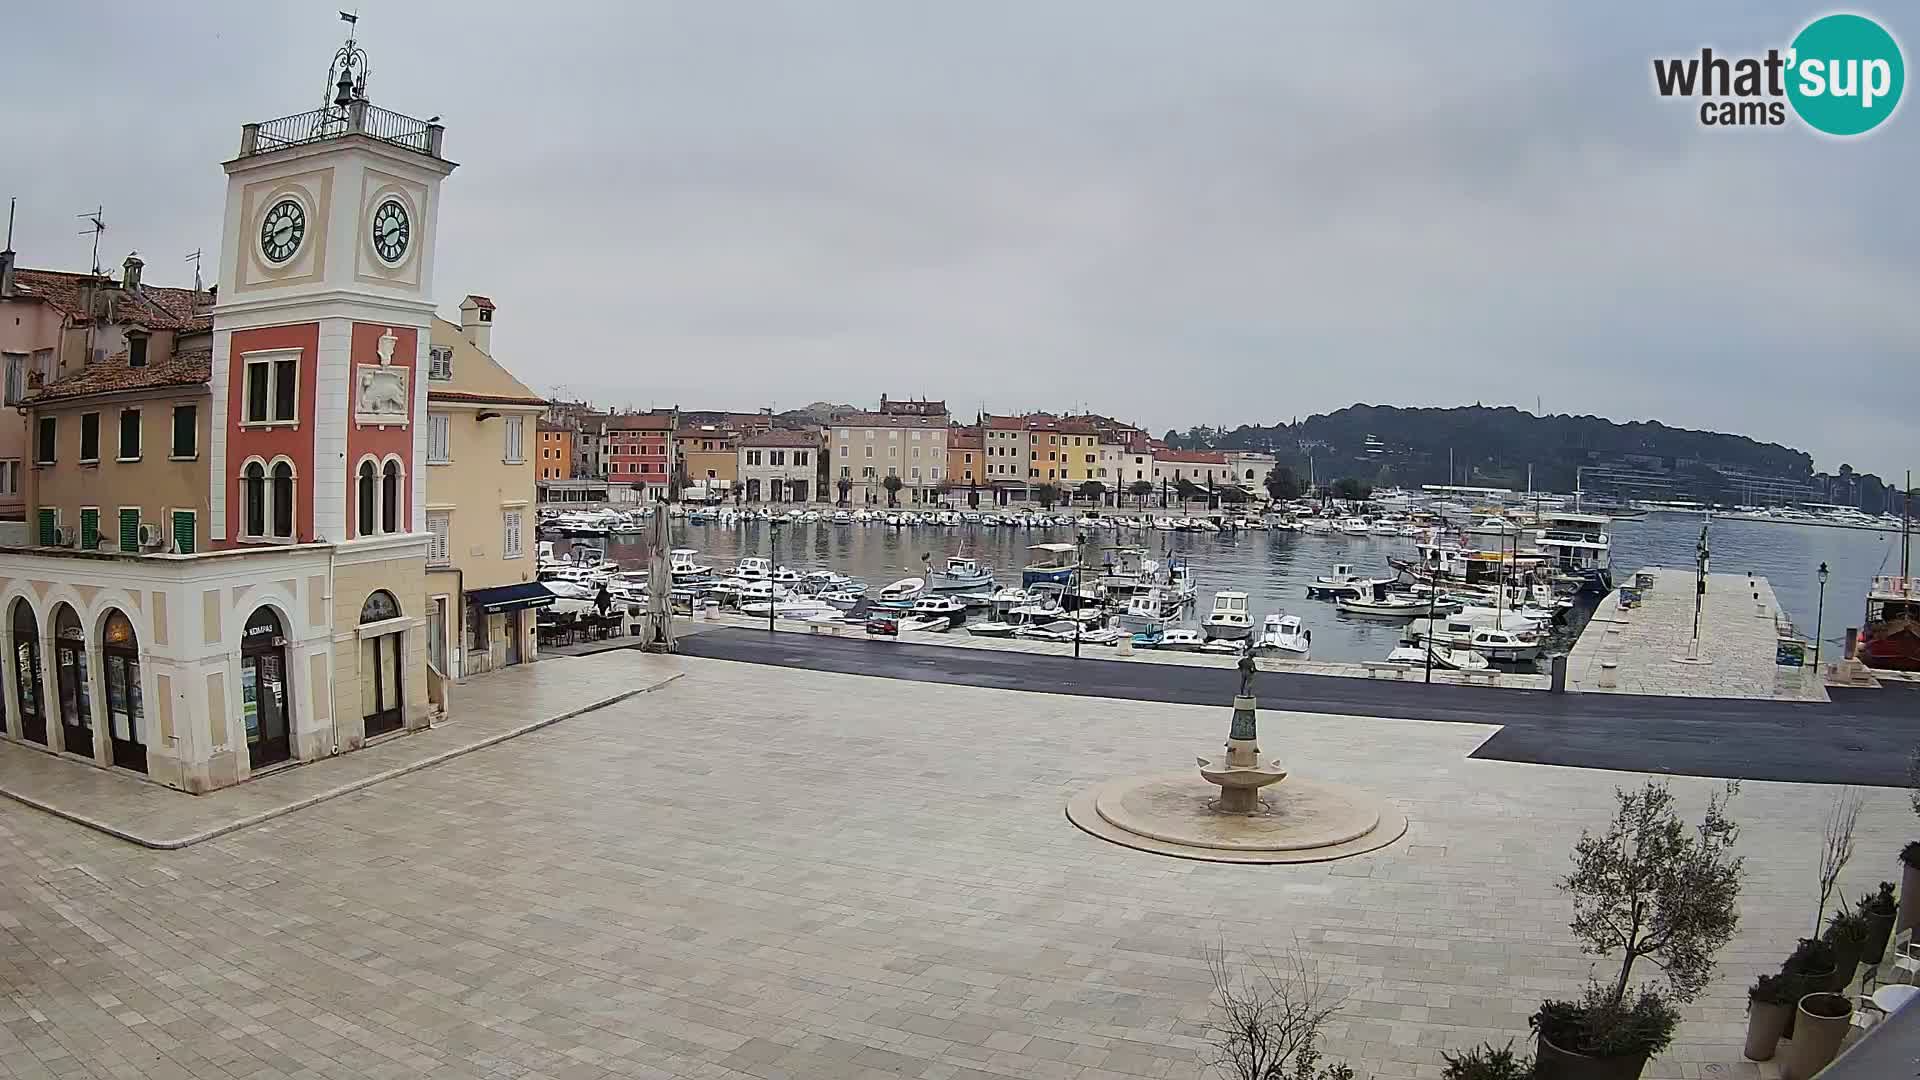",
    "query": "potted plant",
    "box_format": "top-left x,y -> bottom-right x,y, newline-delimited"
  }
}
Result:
1532,781 -> 1743,1080
1442,1041 -> 1533,1080
1778,937 -> 1837,1040
1783,992 -> 1854,1080
1824,907 -> 1870,990
1742,974 -> 1796,1061
1860,881 -> 1898,963
1901,841 -> 1920,935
